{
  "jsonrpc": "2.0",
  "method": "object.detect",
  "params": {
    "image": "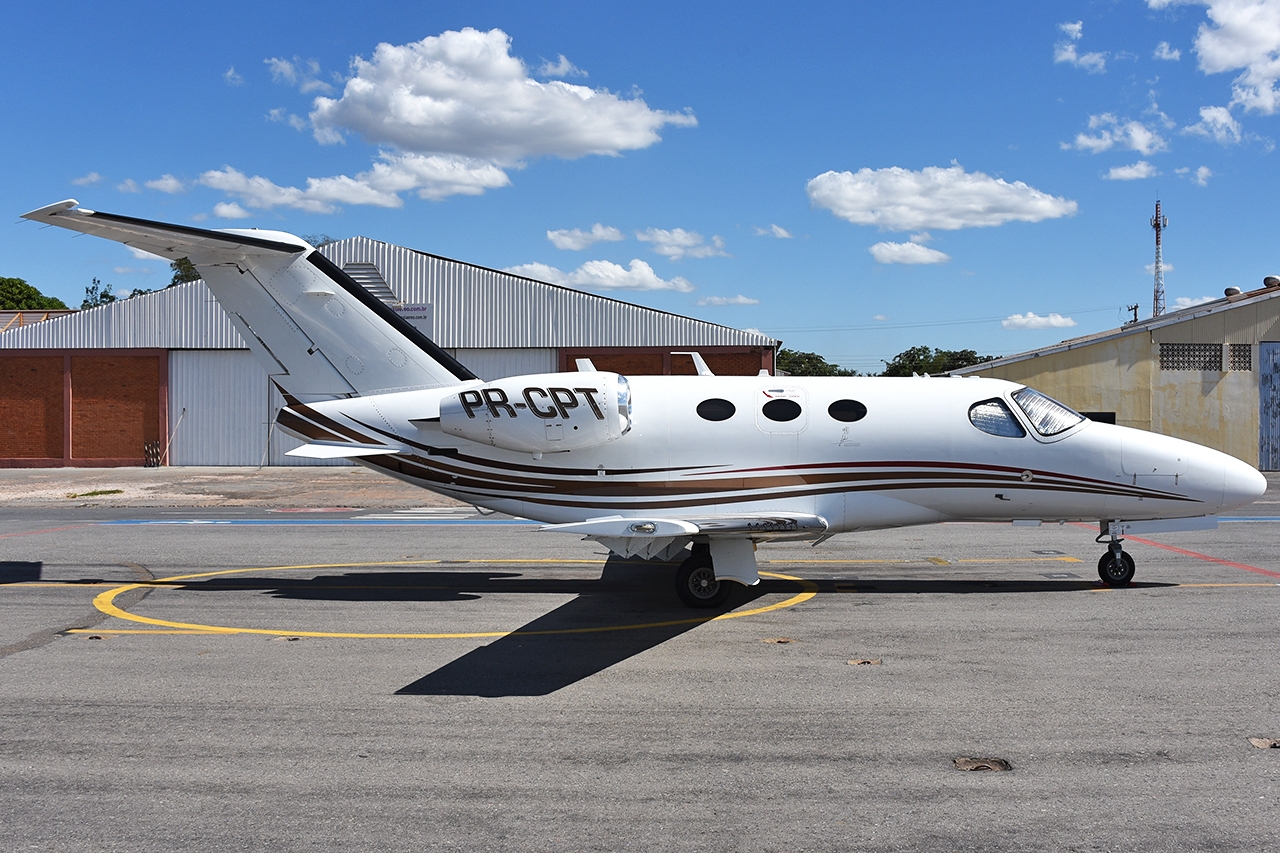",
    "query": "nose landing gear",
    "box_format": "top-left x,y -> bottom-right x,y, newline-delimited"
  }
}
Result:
1097,537 -> 1135,586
